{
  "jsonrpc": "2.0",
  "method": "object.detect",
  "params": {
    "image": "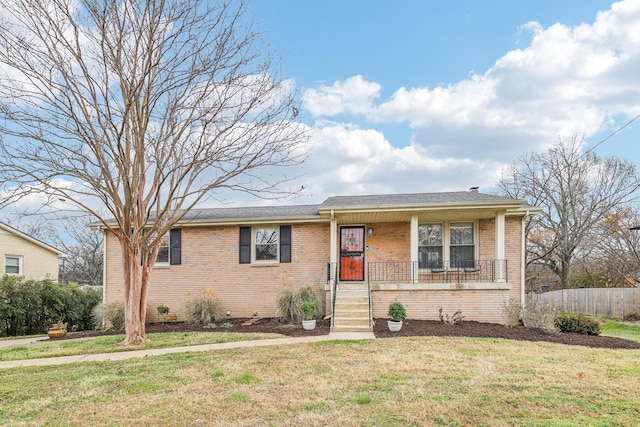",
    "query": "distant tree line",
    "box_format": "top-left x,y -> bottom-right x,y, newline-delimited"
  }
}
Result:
497,135 -> 640,292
